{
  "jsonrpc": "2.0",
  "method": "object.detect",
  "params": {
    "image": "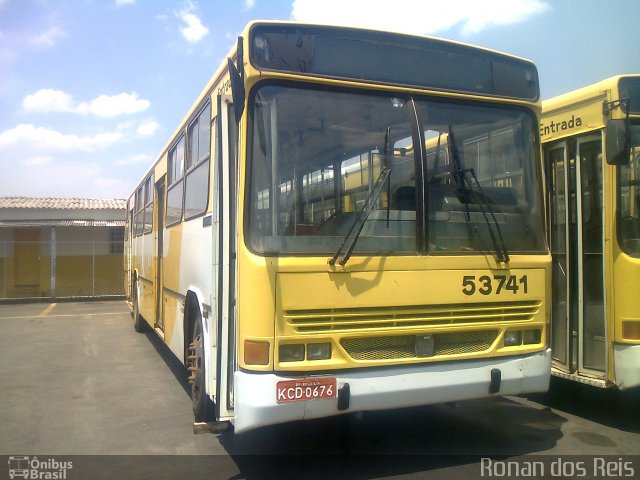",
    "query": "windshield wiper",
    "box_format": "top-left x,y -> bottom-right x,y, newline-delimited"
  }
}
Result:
329,128 -> 392,267
463,166 -> 510,263
448,126 -> 510,264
